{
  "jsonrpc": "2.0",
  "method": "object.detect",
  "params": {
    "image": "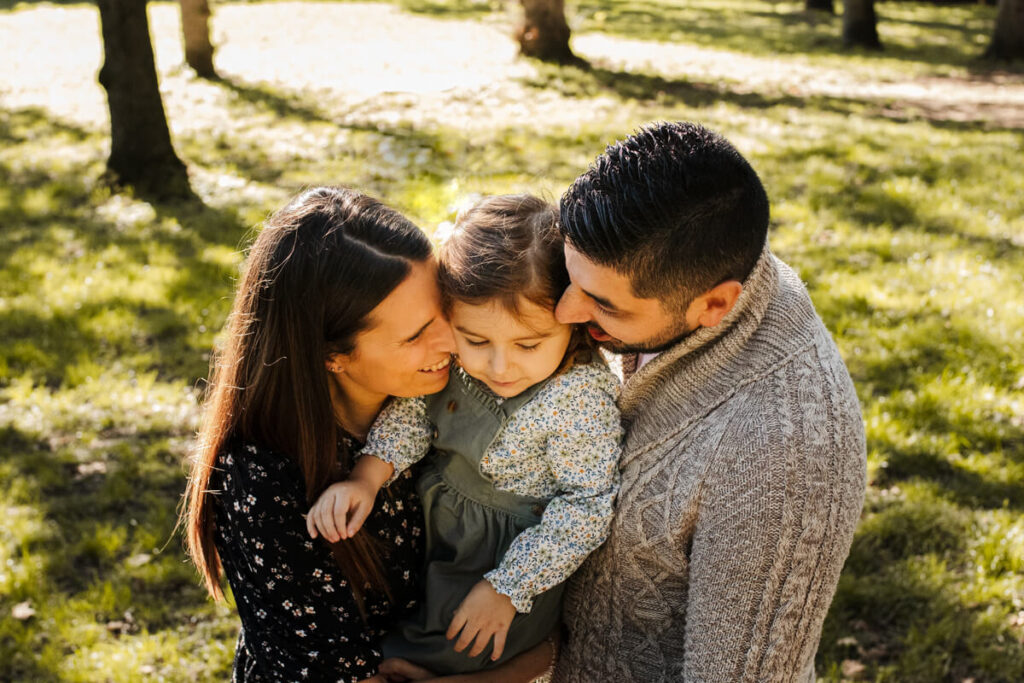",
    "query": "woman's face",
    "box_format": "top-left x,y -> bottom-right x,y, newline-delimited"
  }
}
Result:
329,258 -> 456,405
